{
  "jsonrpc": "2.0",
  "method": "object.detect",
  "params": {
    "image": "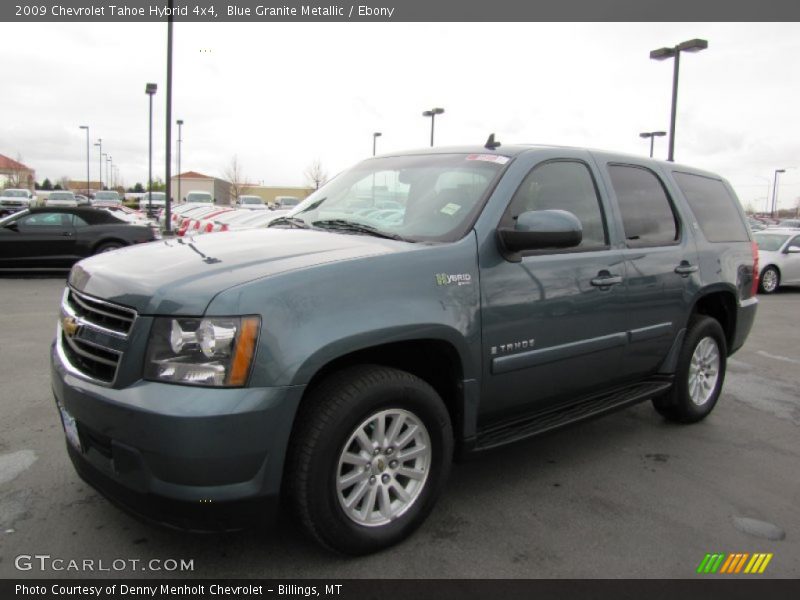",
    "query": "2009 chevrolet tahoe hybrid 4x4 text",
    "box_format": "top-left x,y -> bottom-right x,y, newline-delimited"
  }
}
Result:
51,144 -> 758,554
